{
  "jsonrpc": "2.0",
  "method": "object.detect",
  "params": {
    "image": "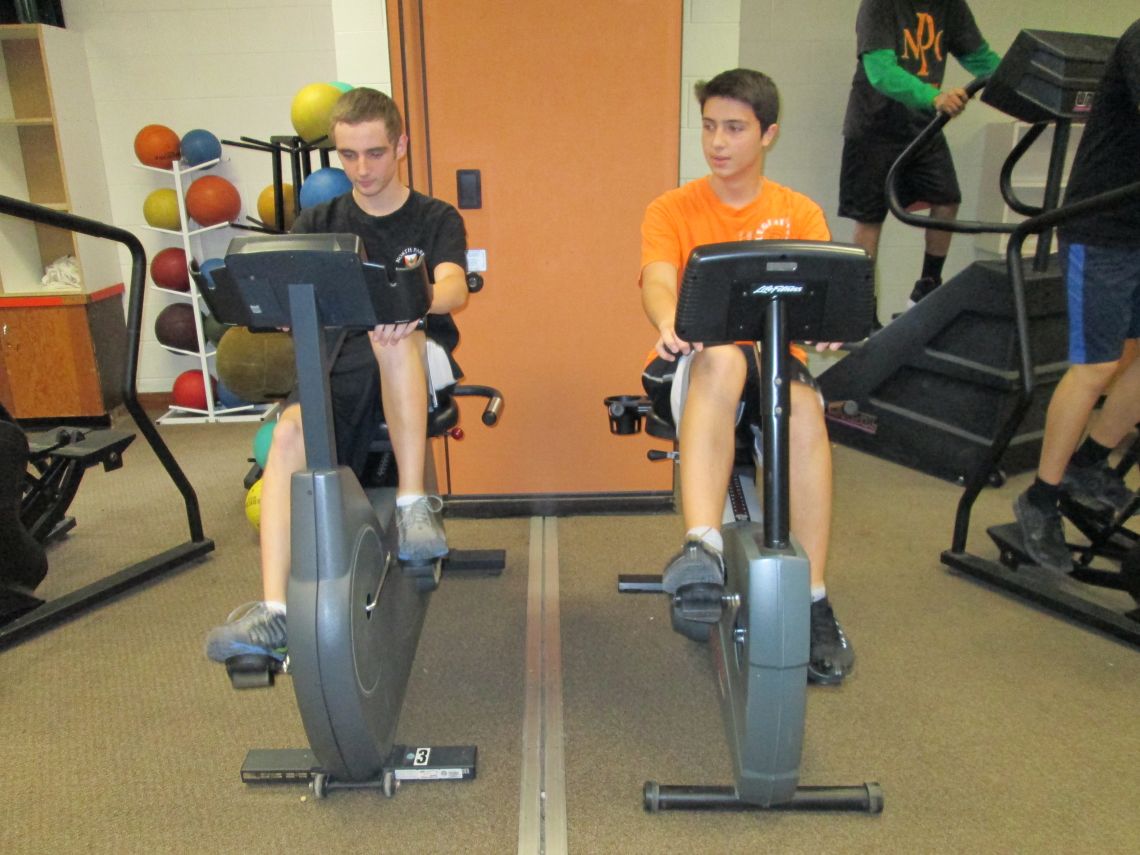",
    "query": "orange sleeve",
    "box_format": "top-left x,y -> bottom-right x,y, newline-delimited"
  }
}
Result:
640,194 -> 684,277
